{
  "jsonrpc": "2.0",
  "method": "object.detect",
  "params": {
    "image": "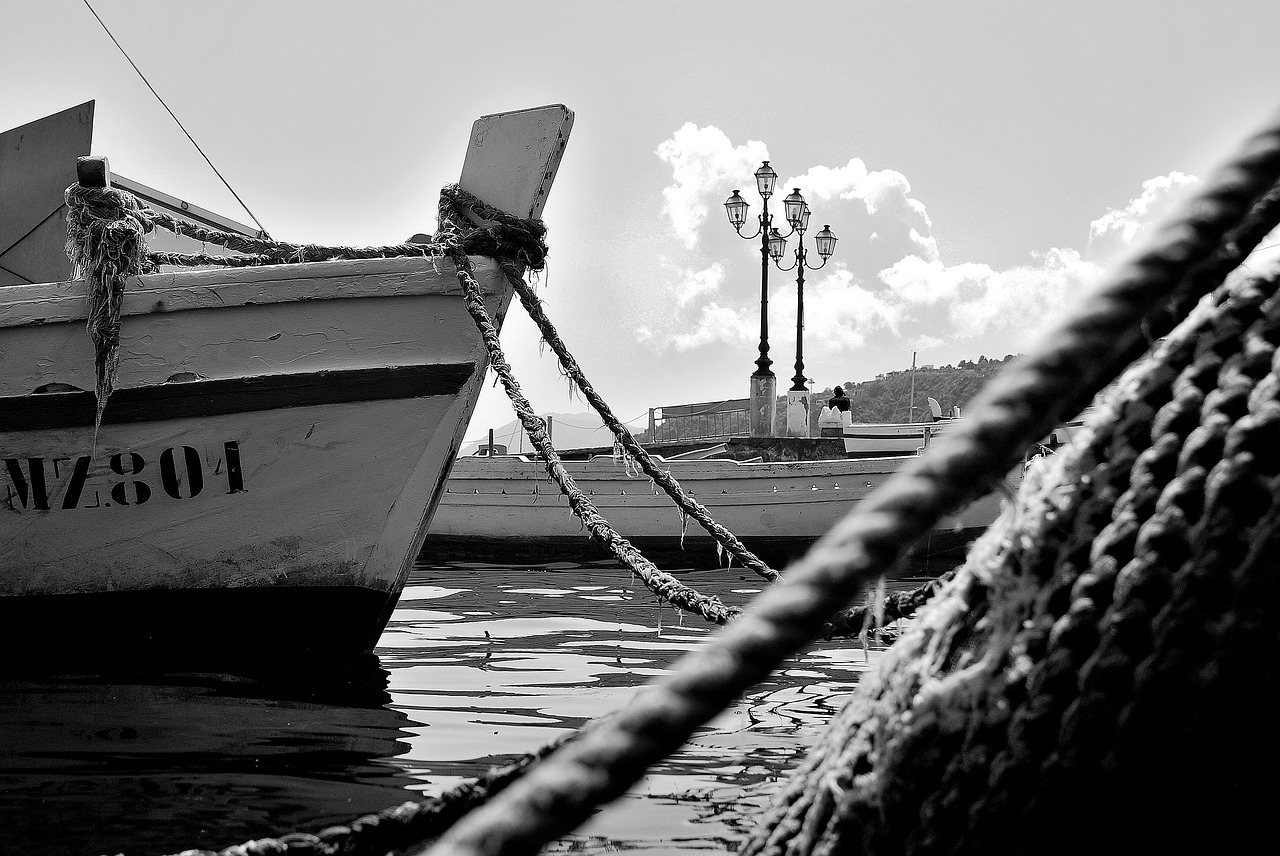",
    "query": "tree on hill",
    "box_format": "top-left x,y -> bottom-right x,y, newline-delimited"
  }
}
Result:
810,353 -> 1020,426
